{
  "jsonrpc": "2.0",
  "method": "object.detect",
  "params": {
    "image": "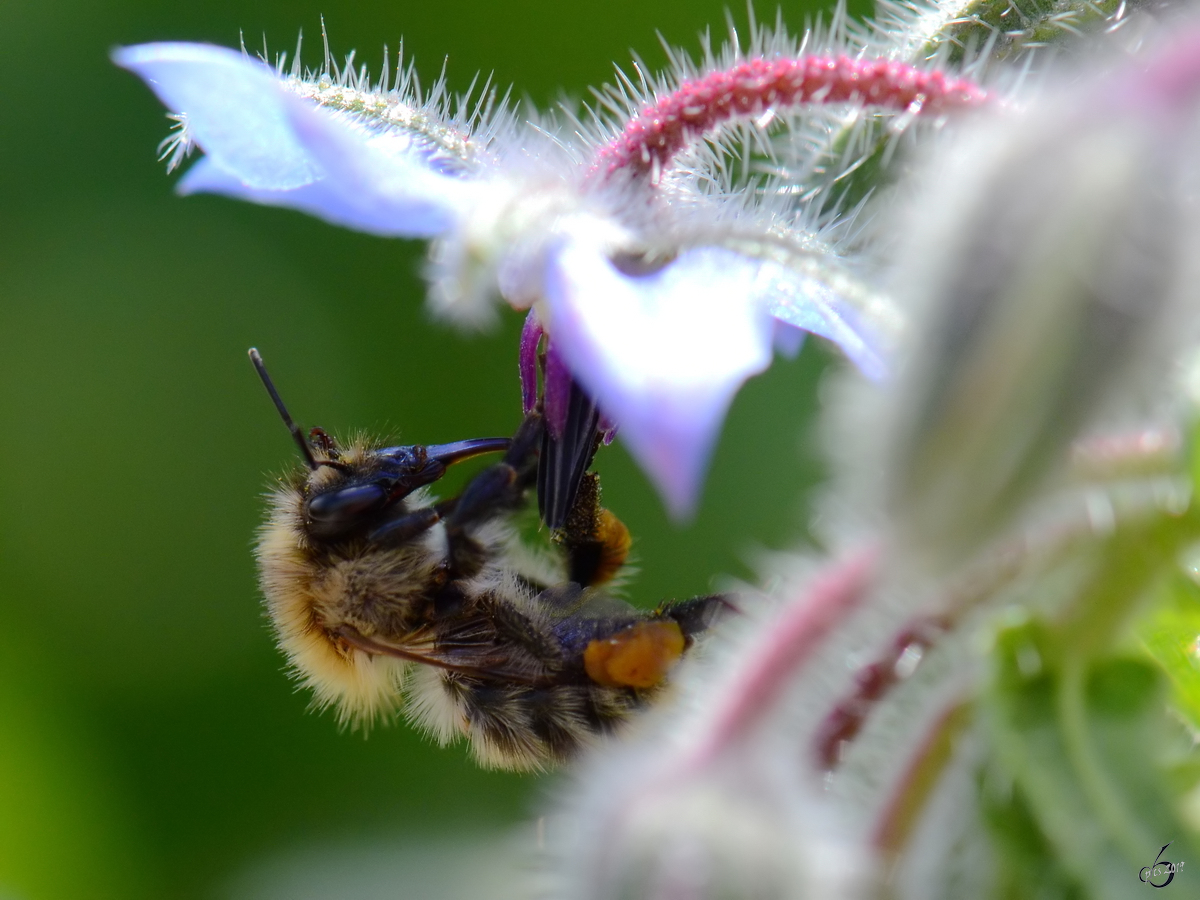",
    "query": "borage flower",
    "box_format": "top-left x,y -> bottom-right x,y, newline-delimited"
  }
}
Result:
114,23 -> 986,517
